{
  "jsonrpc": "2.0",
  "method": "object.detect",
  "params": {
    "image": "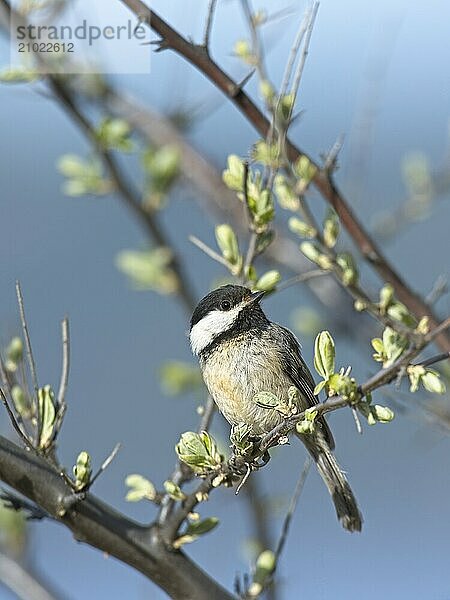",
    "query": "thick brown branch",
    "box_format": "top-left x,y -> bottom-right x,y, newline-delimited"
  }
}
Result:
117,0 -> 450,352
0,435 -> 234,600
